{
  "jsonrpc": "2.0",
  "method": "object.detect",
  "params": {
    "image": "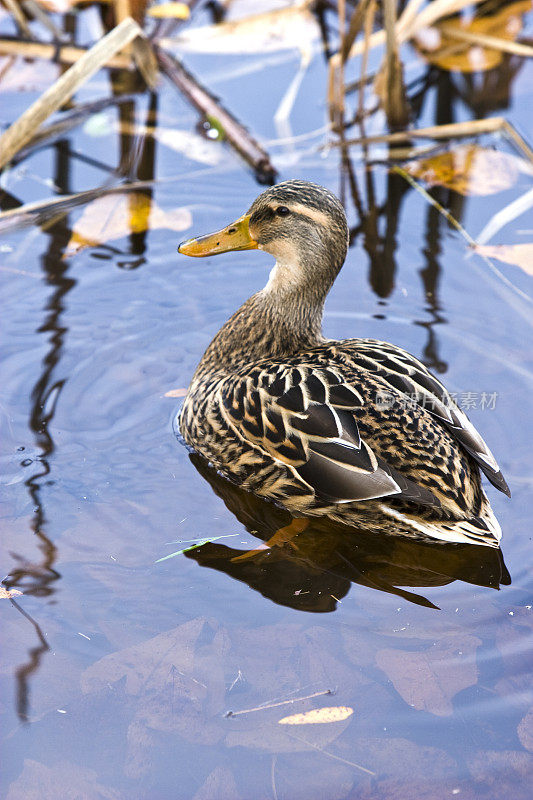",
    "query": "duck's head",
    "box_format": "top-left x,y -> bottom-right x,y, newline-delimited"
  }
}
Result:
178,180 -> 349,296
